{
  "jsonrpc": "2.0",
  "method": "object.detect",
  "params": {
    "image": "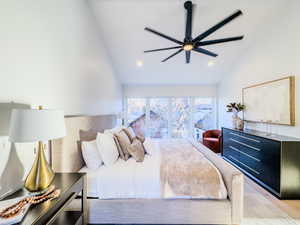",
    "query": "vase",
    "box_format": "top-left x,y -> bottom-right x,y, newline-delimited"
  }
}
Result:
232,112 -> 238,129
232,112 -> 244,130
236,117 -> 244,130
